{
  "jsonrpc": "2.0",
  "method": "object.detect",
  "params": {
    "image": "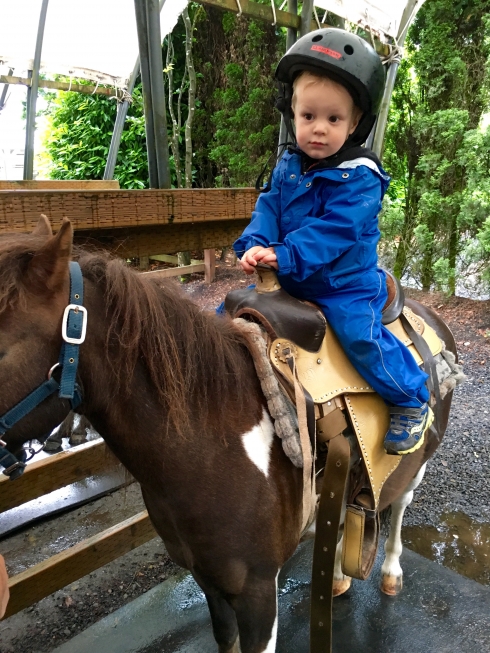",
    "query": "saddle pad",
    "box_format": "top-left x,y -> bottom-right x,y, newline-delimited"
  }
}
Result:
270,307 -> 442,404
